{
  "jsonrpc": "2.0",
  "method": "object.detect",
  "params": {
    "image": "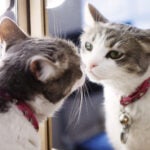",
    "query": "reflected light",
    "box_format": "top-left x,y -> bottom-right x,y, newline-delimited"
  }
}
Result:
46,0 -> 66,9
0,0 -> 8,16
